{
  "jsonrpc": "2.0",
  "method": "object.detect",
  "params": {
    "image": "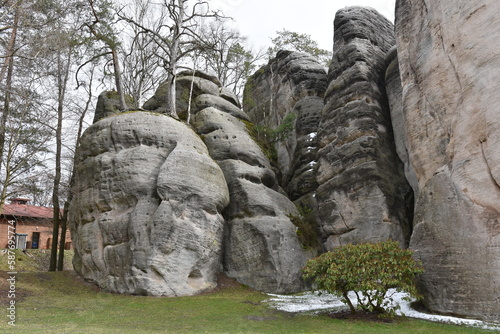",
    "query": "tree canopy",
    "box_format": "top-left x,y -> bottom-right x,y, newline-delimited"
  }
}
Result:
268,29 -> 332,66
